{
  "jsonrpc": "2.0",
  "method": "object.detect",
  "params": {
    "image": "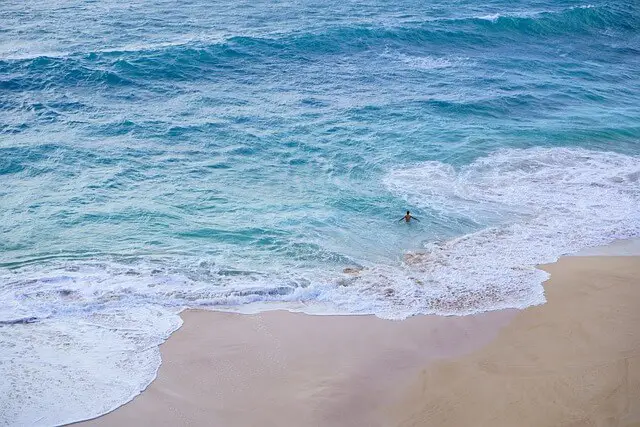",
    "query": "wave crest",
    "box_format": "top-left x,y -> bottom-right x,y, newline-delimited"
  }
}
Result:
375,147 -> 640,316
